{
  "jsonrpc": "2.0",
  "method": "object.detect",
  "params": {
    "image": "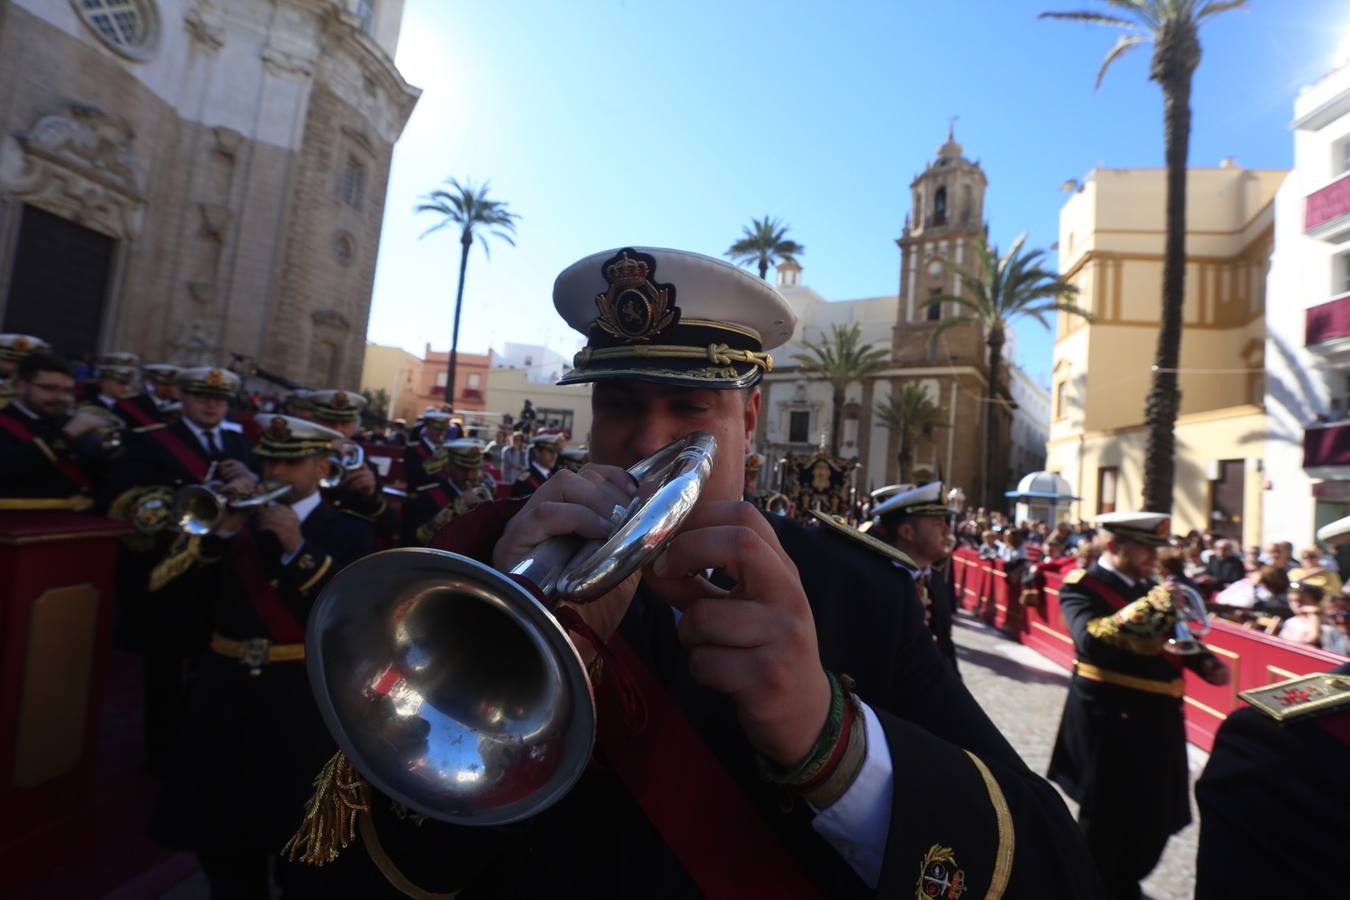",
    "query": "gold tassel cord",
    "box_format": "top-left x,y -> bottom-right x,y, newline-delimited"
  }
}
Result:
283,750 -> 372,866
148,534 -> 203,592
